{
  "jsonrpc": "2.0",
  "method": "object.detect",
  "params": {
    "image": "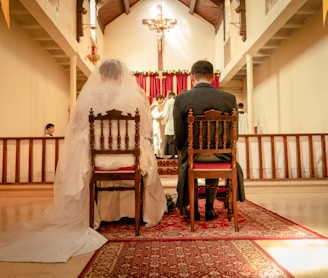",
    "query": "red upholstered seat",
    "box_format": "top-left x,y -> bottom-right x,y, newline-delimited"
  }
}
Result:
193,162 -> 231,169
198,187 -> 227,195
